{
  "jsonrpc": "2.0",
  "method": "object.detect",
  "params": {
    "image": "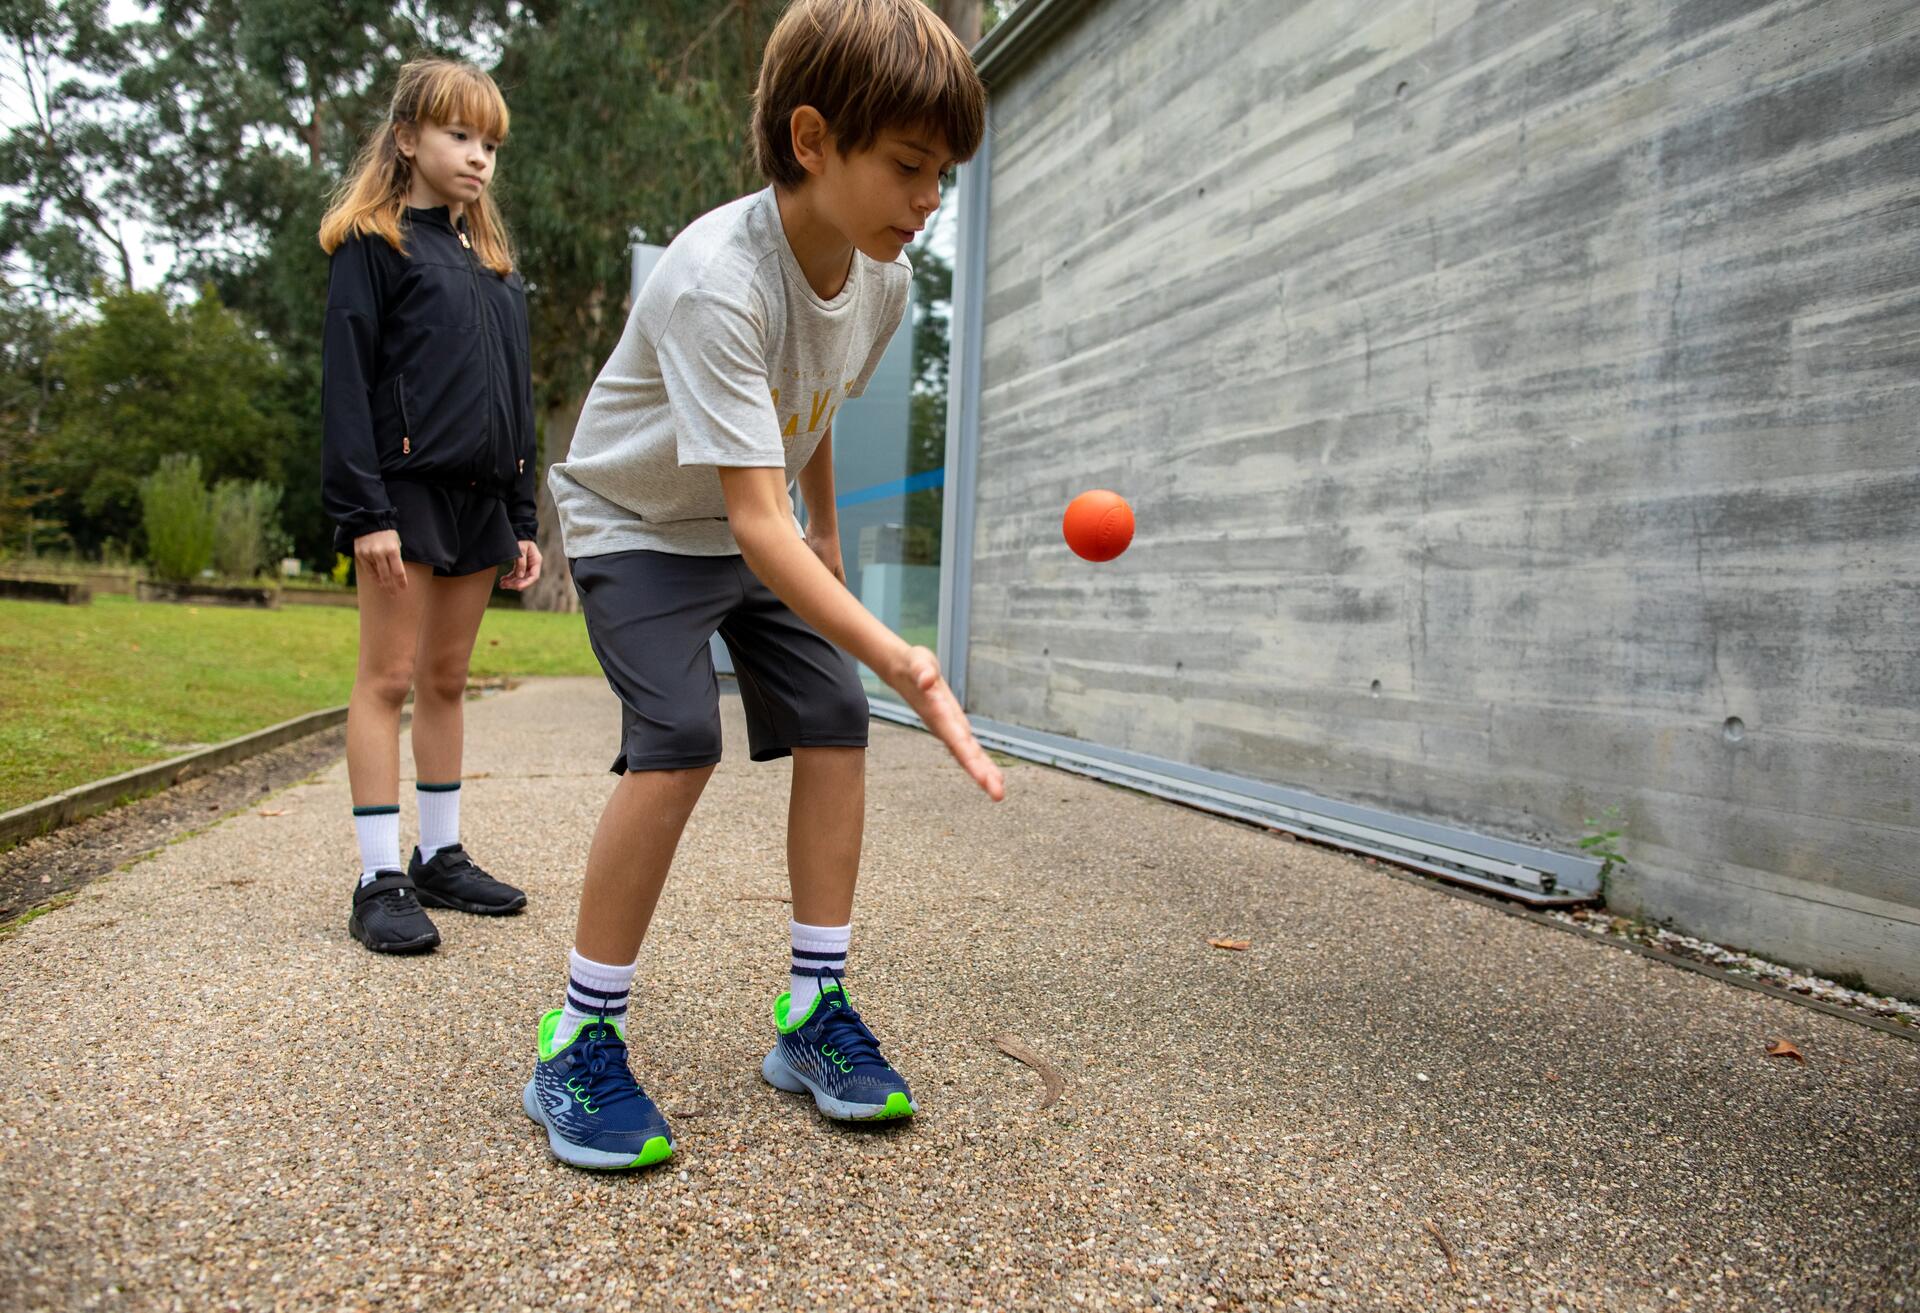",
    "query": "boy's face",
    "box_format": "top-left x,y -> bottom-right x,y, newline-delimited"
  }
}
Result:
814,125 -> 956,262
